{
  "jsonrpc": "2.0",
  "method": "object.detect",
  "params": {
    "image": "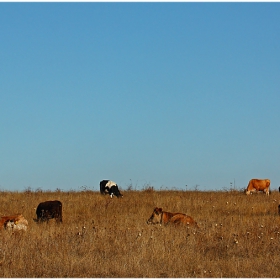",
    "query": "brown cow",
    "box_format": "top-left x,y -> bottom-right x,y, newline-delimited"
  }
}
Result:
245,179 -> 270,195
0,214 -> 28,231
147,207 -> 198,228
34,200 -> 62,223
